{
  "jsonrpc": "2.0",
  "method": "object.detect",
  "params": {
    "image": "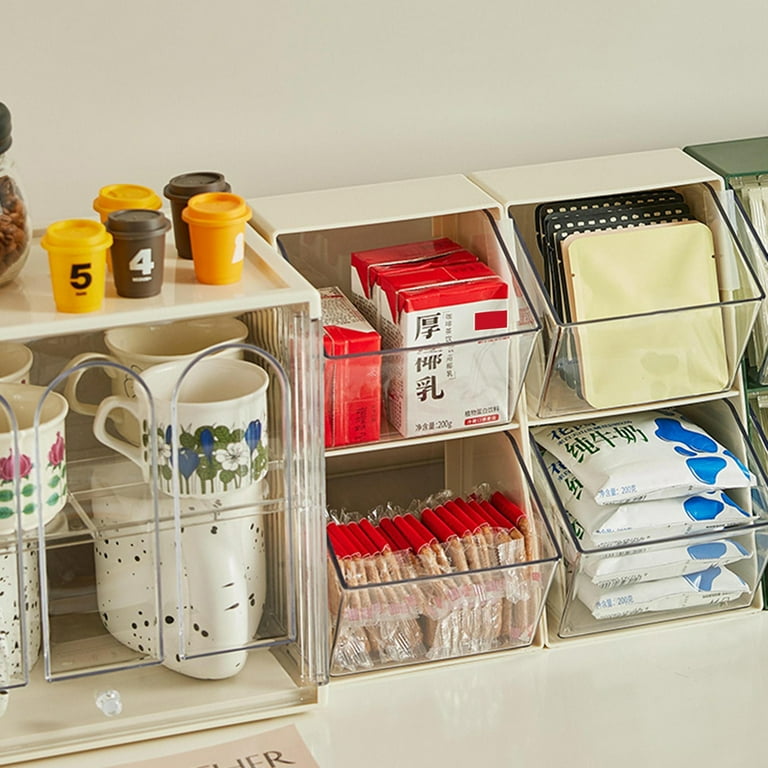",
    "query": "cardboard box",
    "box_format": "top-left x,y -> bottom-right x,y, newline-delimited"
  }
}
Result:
349,238 -> 463,326
320,287 -> 382,447
377,263 -> 511,437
